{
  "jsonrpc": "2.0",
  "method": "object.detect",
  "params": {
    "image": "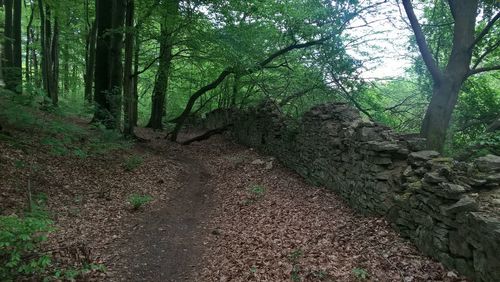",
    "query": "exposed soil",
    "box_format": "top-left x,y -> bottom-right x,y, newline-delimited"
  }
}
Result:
108,137 -> 214,281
